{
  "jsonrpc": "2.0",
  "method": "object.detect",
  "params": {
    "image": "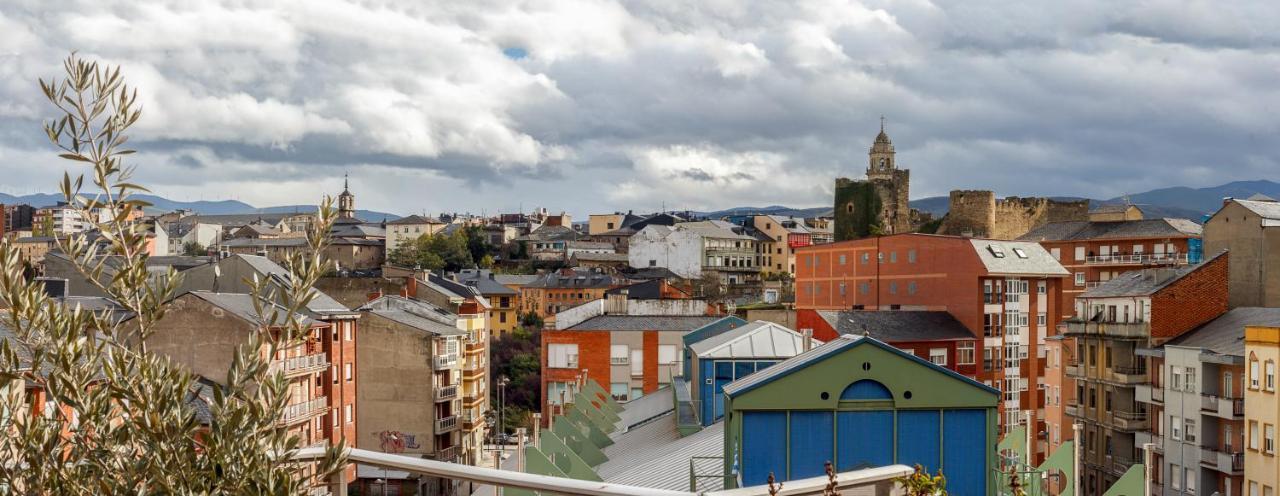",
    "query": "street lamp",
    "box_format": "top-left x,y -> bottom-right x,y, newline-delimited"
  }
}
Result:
498,376 -> 510,442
